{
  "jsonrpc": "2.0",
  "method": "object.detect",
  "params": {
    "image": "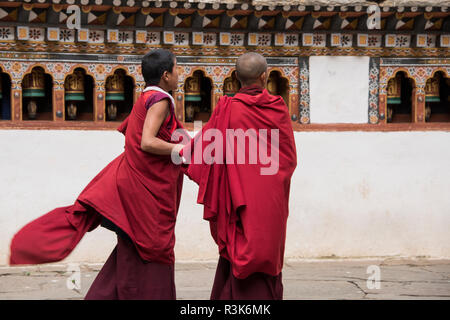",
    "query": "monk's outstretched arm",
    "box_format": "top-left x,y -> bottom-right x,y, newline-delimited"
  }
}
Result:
141,99 -> 183,156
